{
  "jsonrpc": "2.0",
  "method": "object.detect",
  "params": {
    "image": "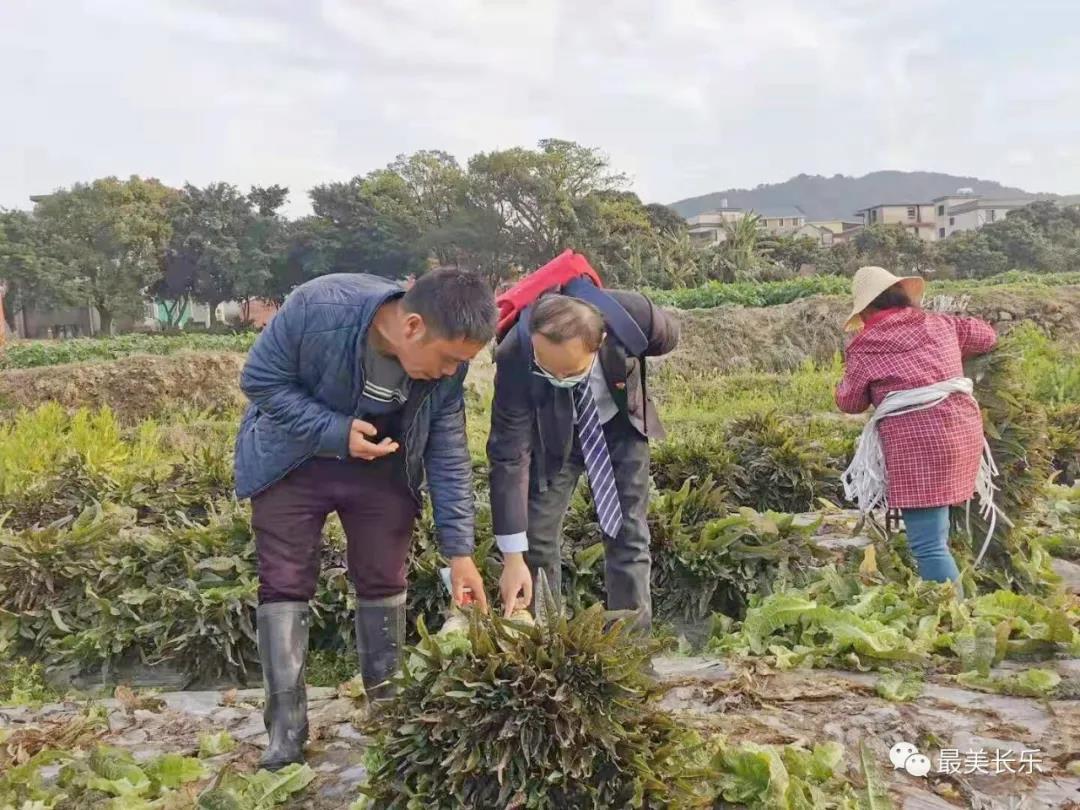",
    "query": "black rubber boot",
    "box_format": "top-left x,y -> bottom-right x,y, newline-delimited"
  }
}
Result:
257,602 -> 309,771
355,592 -> 406,702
